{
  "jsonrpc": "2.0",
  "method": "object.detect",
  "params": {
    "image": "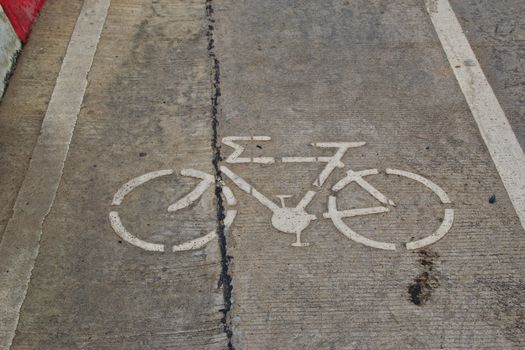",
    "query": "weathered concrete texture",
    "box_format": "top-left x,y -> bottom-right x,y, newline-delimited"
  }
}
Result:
1,0 -> 524,349
10,0 -> 225,349
1,1 -> 111,348
0,0 -> 82,243
213,0 -> 525,348
450,0 -> 525,150
0,7 -> 20,98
